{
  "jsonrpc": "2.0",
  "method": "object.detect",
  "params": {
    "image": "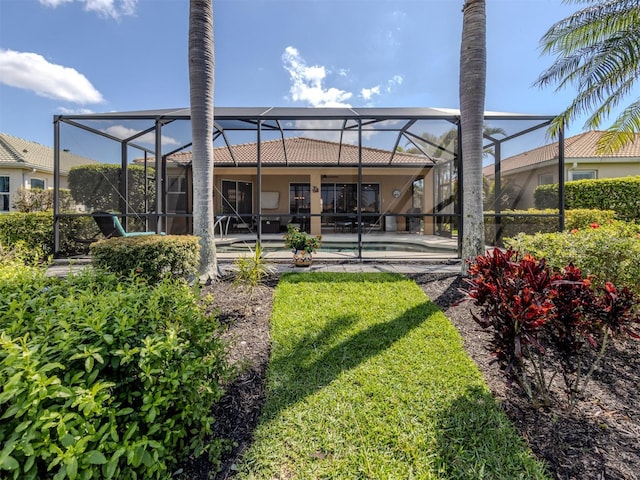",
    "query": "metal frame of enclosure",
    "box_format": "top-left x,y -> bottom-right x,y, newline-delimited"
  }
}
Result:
52,107 -> 564,261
